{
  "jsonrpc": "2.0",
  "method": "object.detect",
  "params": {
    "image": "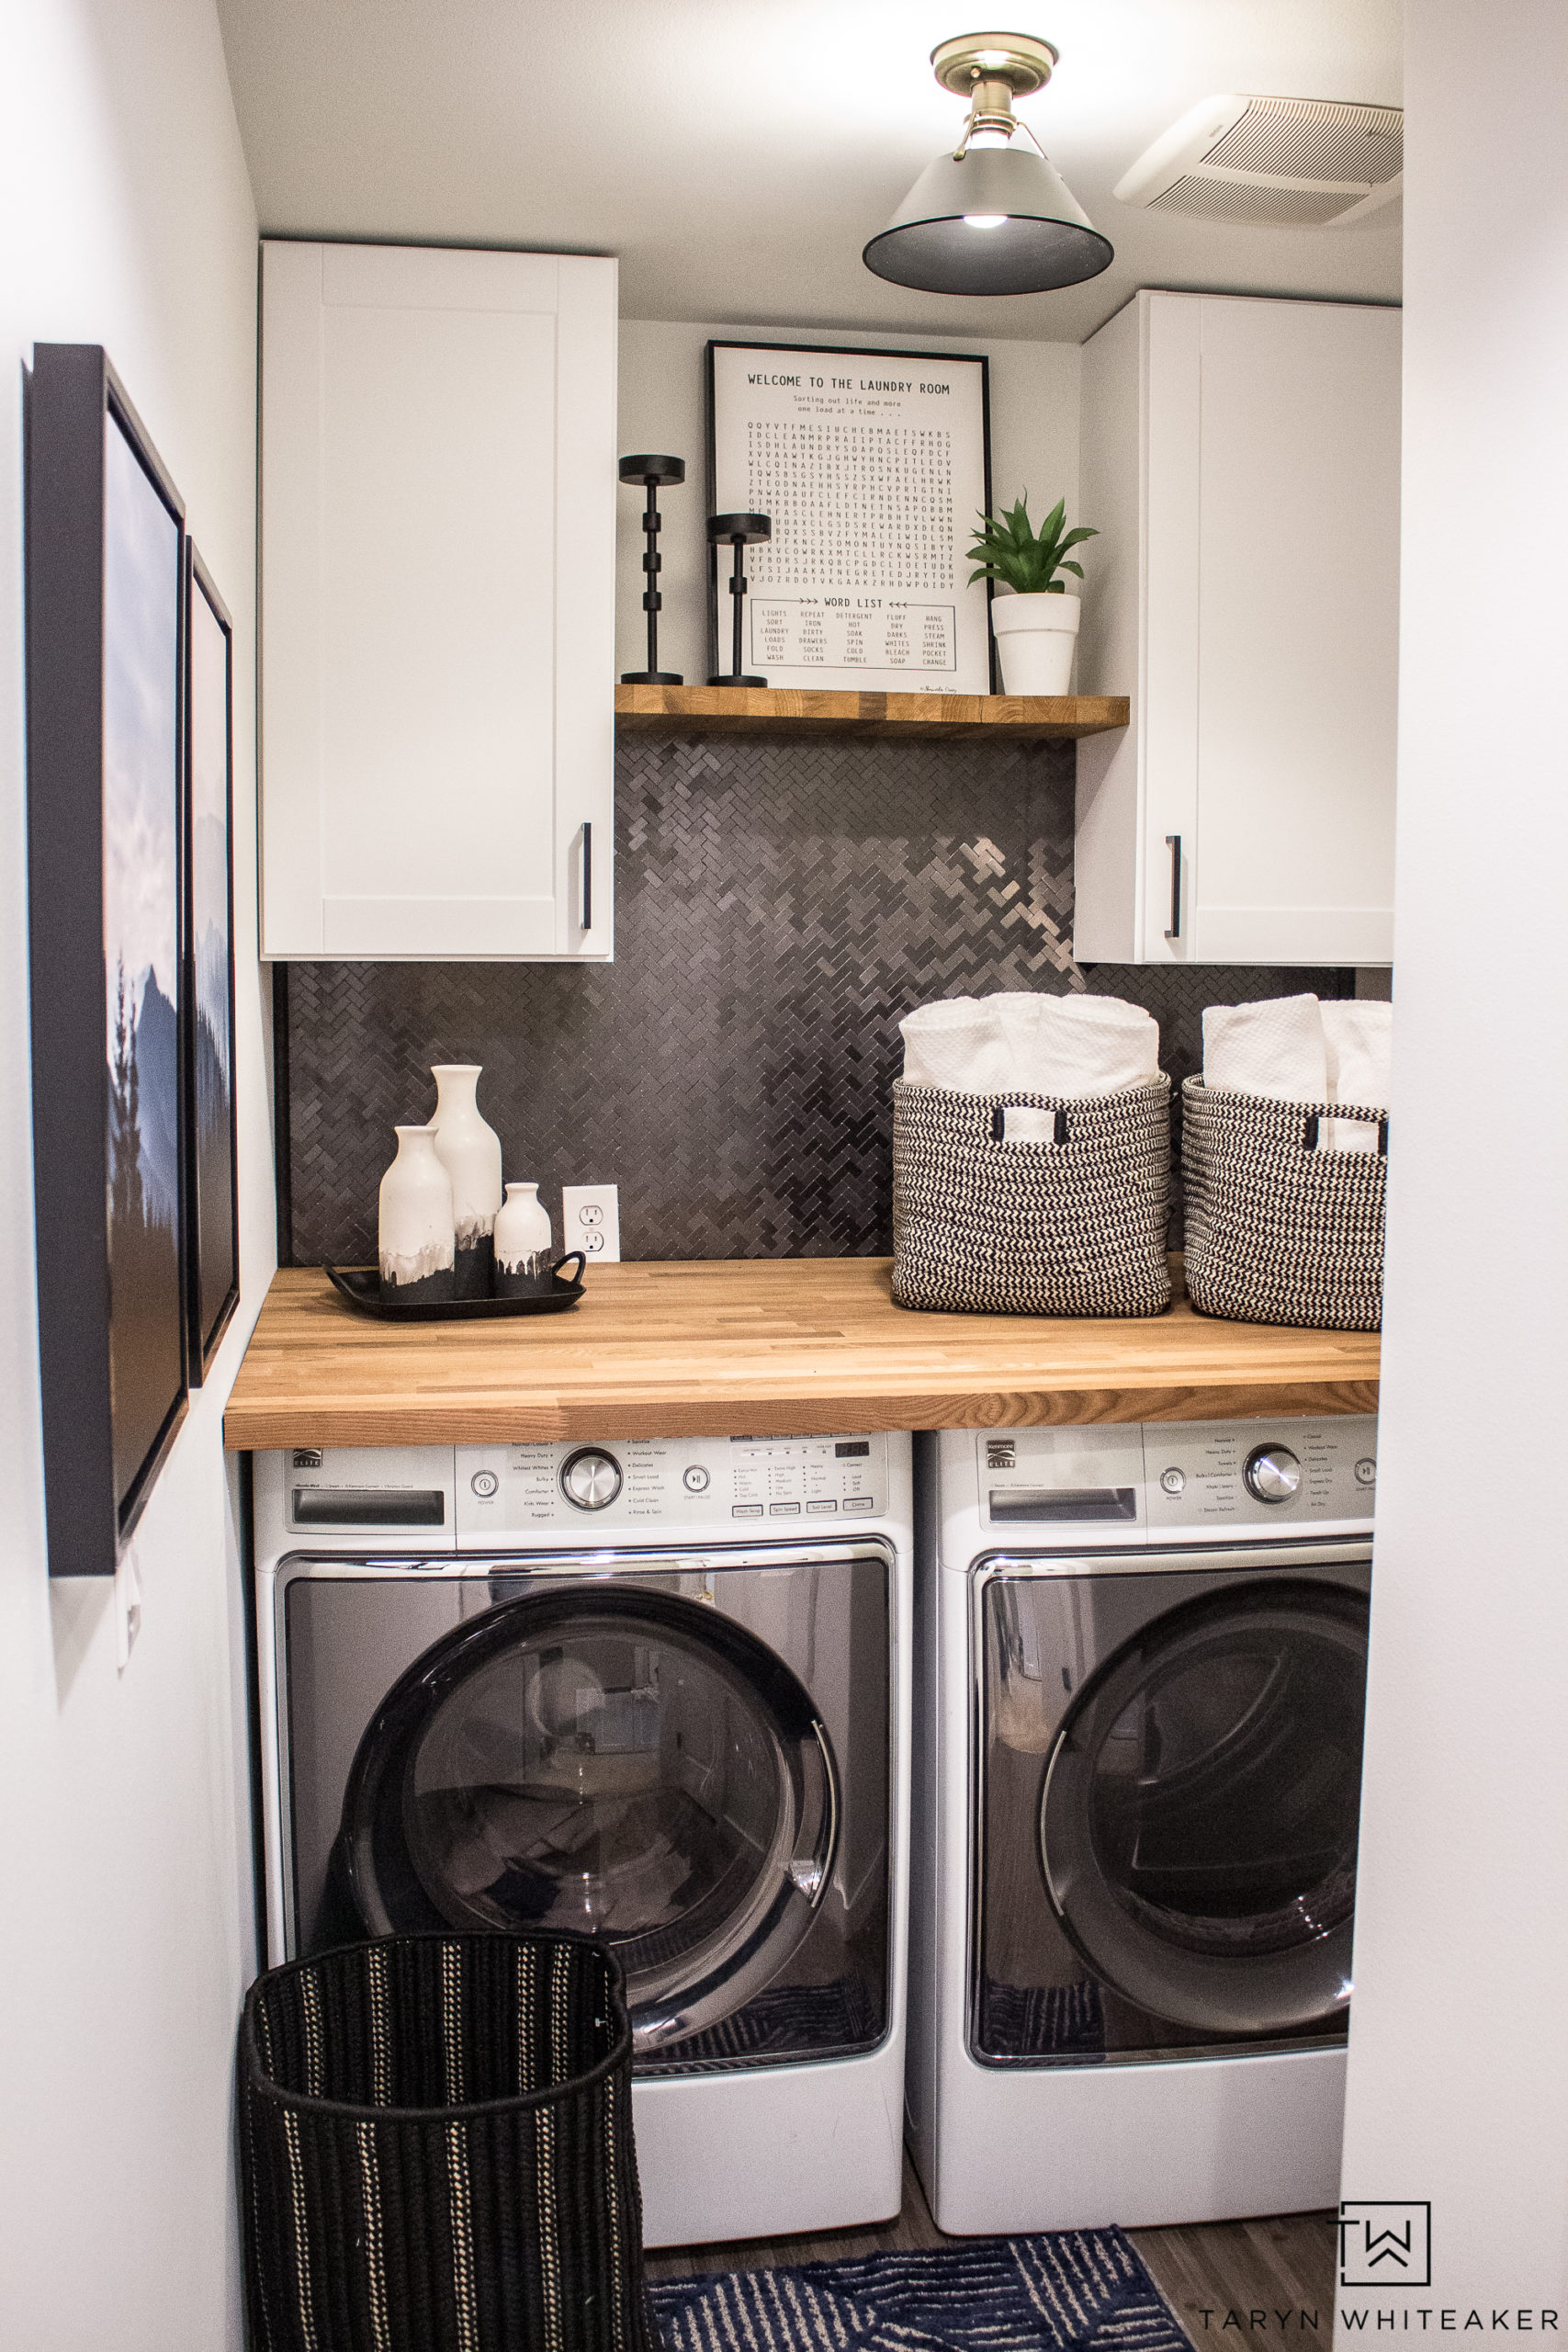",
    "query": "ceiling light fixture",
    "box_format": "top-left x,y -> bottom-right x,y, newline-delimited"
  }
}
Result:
863,31 -> 1112,297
